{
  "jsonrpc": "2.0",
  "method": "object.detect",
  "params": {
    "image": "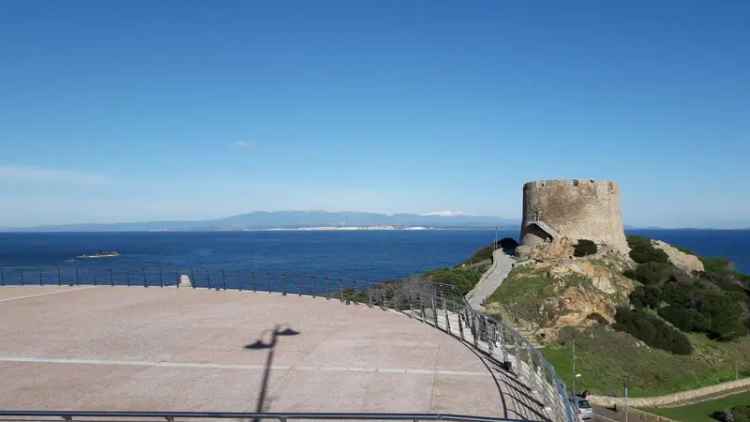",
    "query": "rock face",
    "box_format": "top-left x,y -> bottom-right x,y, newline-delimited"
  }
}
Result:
486,254 -> 634,344
519,179 -> 629,255
651,240 -> 705,274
